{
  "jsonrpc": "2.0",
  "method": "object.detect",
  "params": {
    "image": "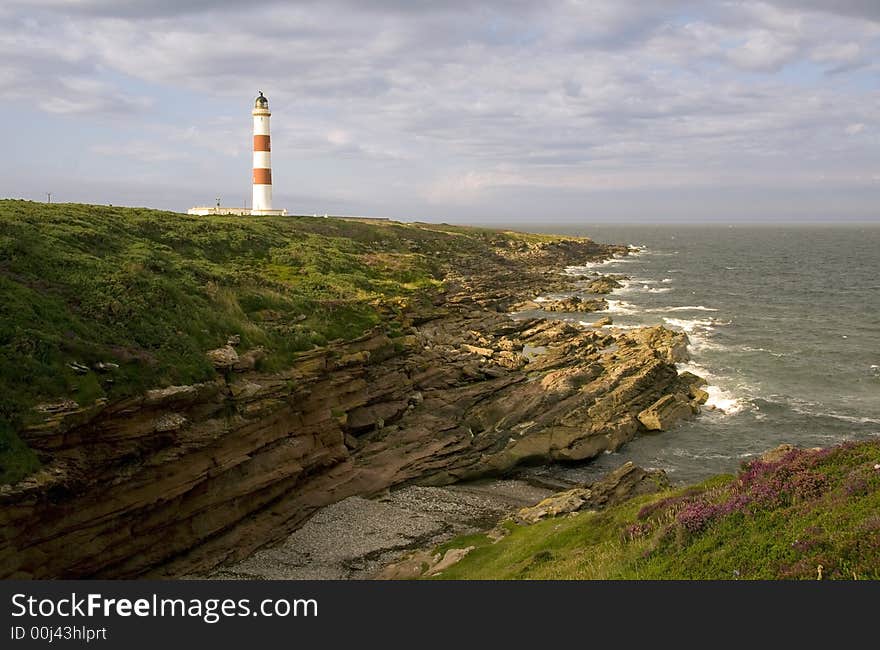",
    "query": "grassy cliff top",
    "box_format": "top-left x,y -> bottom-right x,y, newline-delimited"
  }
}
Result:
0,200 -> 589,483
431,440 -> 880,580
